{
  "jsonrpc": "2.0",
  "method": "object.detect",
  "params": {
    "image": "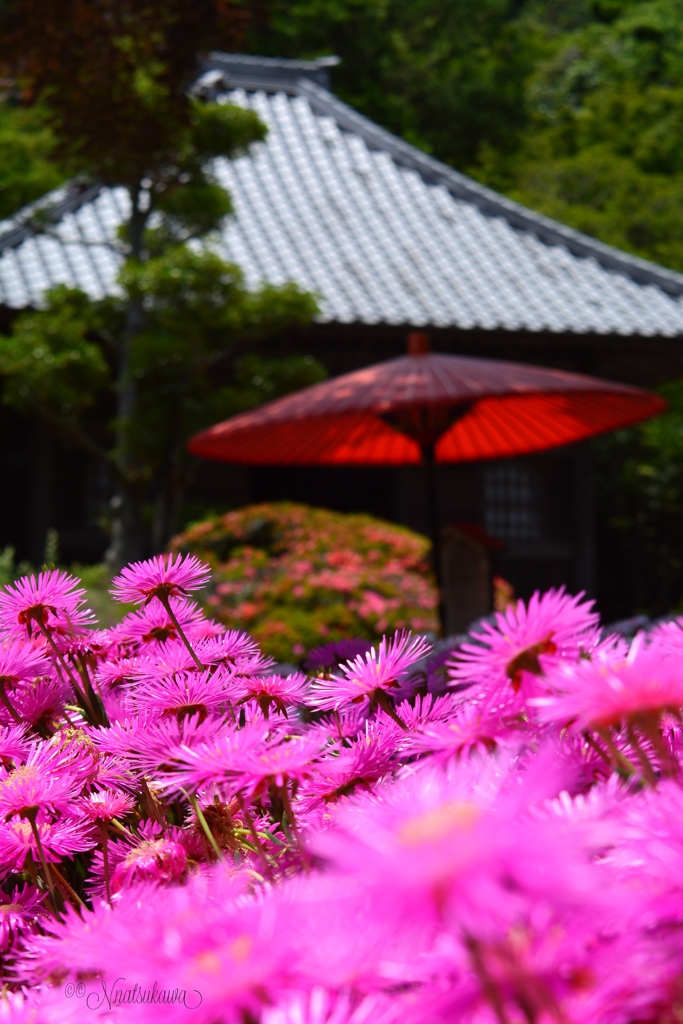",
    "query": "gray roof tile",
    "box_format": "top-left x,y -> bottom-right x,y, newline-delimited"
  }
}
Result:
0,54 -> 683,336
